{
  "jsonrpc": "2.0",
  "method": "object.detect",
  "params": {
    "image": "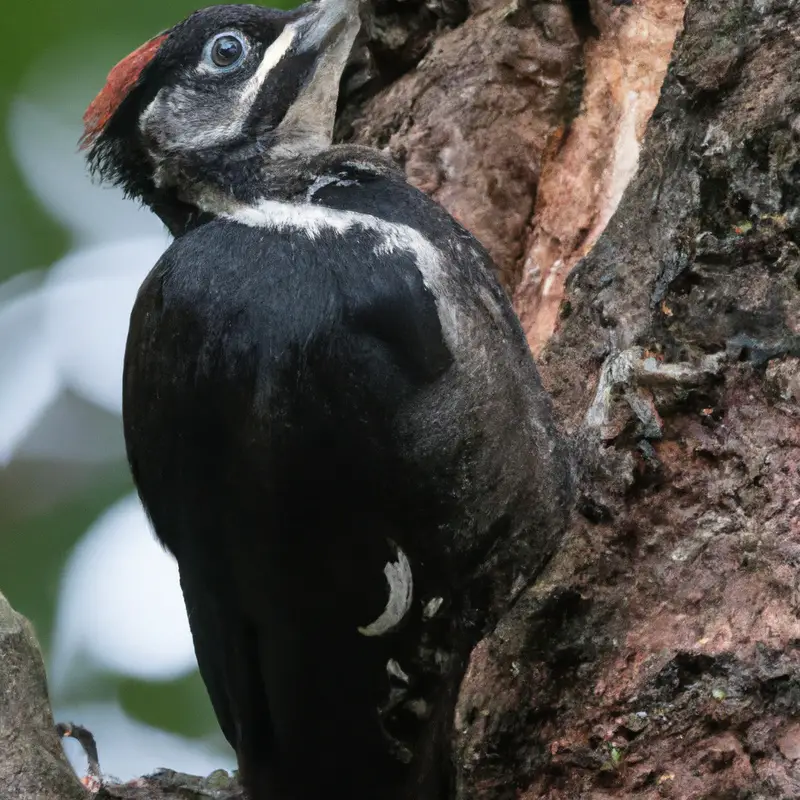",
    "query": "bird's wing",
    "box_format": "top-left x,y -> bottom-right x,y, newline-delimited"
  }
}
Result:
121,213 -> 462,796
